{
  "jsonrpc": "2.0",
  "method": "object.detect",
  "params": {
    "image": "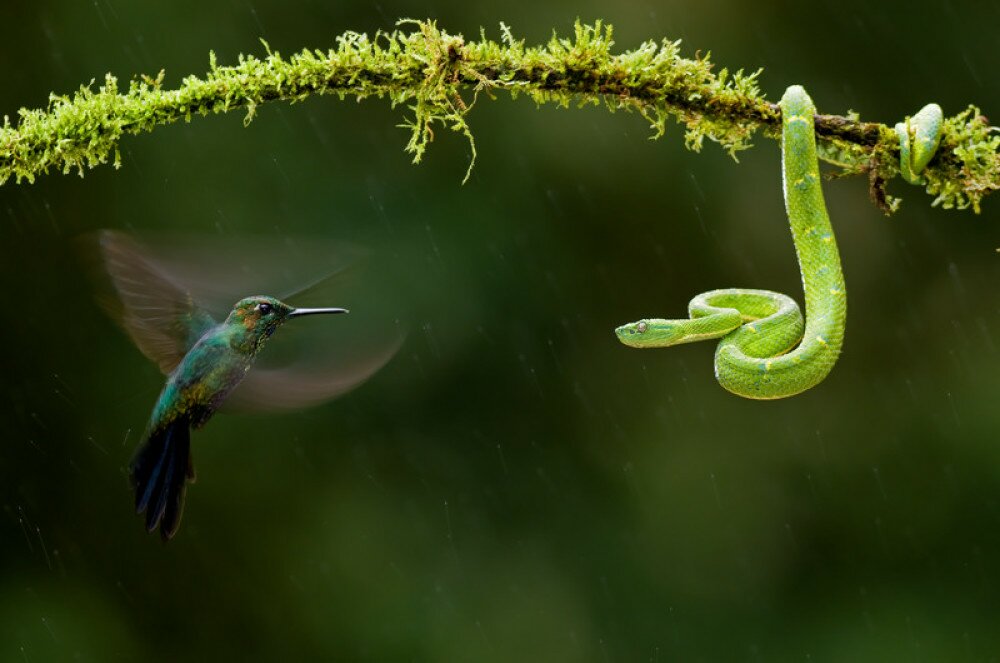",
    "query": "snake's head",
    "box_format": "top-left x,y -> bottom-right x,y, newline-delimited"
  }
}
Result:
615,319 -> 683,348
